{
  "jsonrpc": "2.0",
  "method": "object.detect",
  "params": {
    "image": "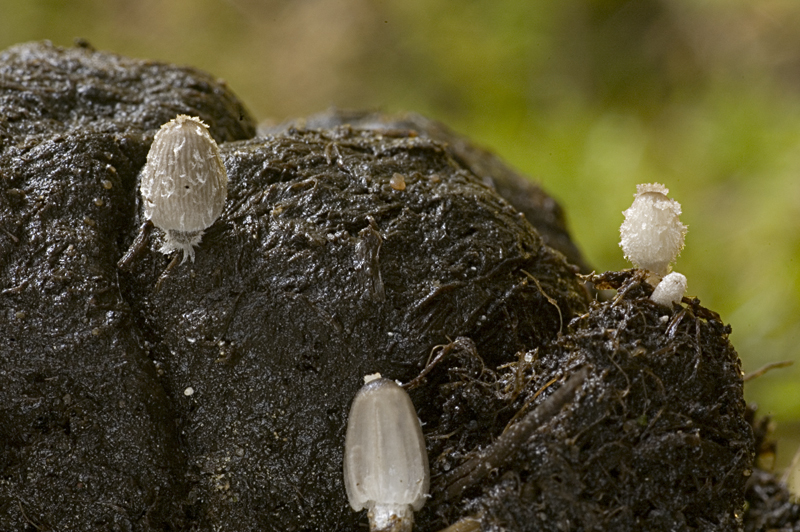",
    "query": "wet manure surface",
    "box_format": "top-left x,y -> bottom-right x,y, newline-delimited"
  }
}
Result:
265,109 -> 589,273
741,405 -> 800,531
415,271 -> 753,531
118,125 -> 587,531
0,41 -> 780,532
